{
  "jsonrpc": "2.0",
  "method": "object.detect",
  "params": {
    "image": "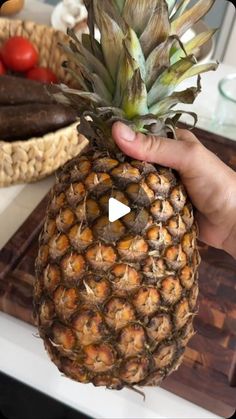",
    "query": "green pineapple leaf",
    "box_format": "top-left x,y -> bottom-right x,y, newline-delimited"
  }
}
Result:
146,35 -> 186,90
171,28 -> 217,64
93,1 -> 125,81
140,0 -> 170,57
124,28 -> 146,81
115,0 -> 125,13
171,0 -> 215,37
81,33 -> 104,63
114,44 -> 137,106
150,77 -> 201,114
57,86 -> 107,106
148,55 -> 196,105
122,0 -> 161,37
90,73 -> 113,103
64,32 -> 114,93
94,0 -> 126,31
178,61 -> 218,83
122,69 -> 149,118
